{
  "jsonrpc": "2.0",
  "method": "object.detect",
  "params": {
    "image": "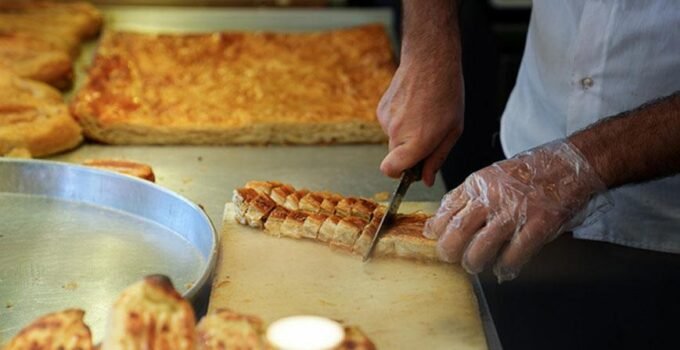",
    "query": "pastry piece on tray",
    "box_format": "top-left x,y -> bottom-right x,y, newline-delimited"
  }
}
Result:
0,33 -> 73,89
232,181 -> 442,262
81,159 -> 156,182
100,275 -> 196,350
70,25 -> 394,145
0,70 -> 82,158
196,309 -> 269,350
0,1 -> 102,88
